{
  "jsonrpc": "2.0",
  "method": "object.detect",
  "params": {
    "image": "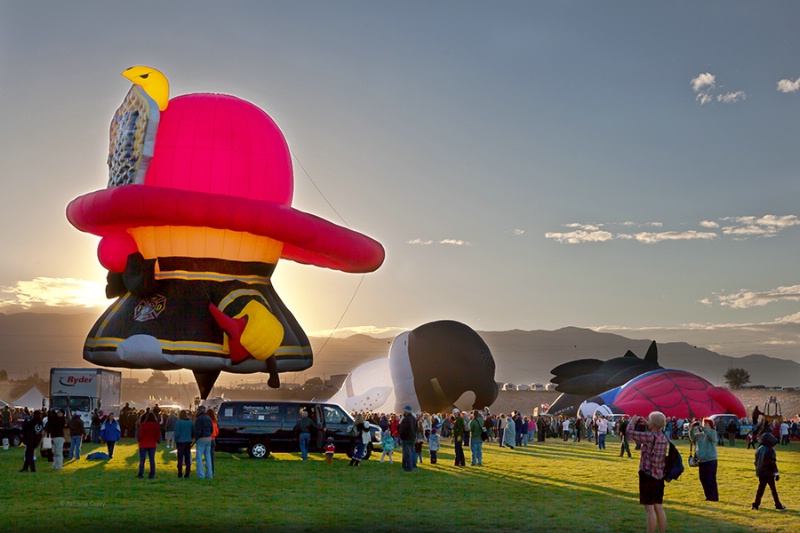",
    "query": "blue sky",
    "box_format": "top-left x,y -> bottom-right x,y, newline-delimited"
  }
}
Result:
1,2 -> 799,360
